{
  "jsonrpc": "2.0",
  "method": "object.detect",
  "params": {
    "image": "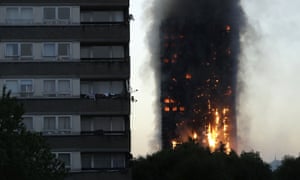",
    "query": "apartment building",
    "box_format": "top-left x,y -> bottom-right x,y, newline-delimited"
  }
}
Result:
0,0 -> 131,179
